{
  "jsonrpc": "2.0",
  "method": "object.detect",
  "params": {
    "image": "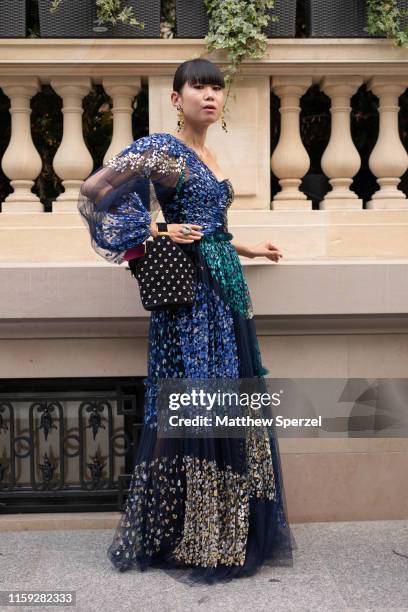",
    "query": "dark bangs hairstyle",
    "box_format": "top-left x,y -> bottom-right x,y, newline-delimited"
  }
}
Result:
173,58 -> 225,94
